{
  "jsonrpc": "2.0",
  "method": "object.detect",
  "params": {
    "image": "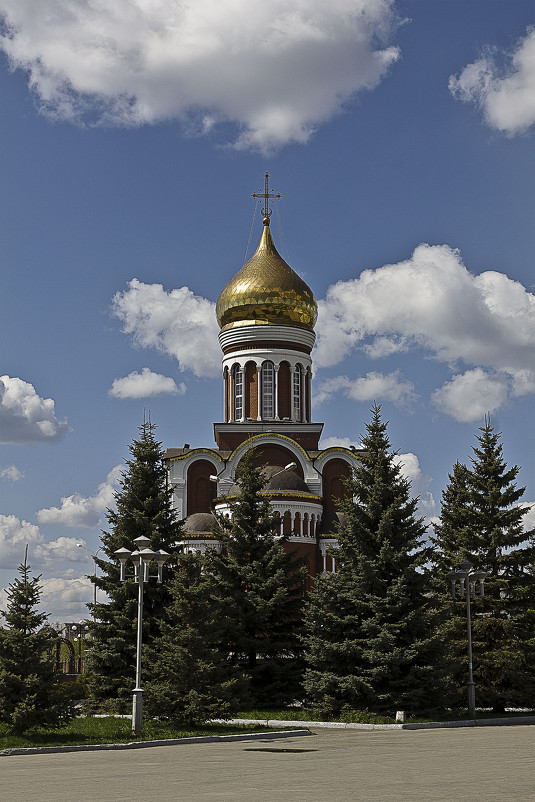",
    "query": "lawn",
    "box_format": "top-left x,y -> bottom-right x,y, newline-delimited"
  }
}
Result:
0,717 -> 275,751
